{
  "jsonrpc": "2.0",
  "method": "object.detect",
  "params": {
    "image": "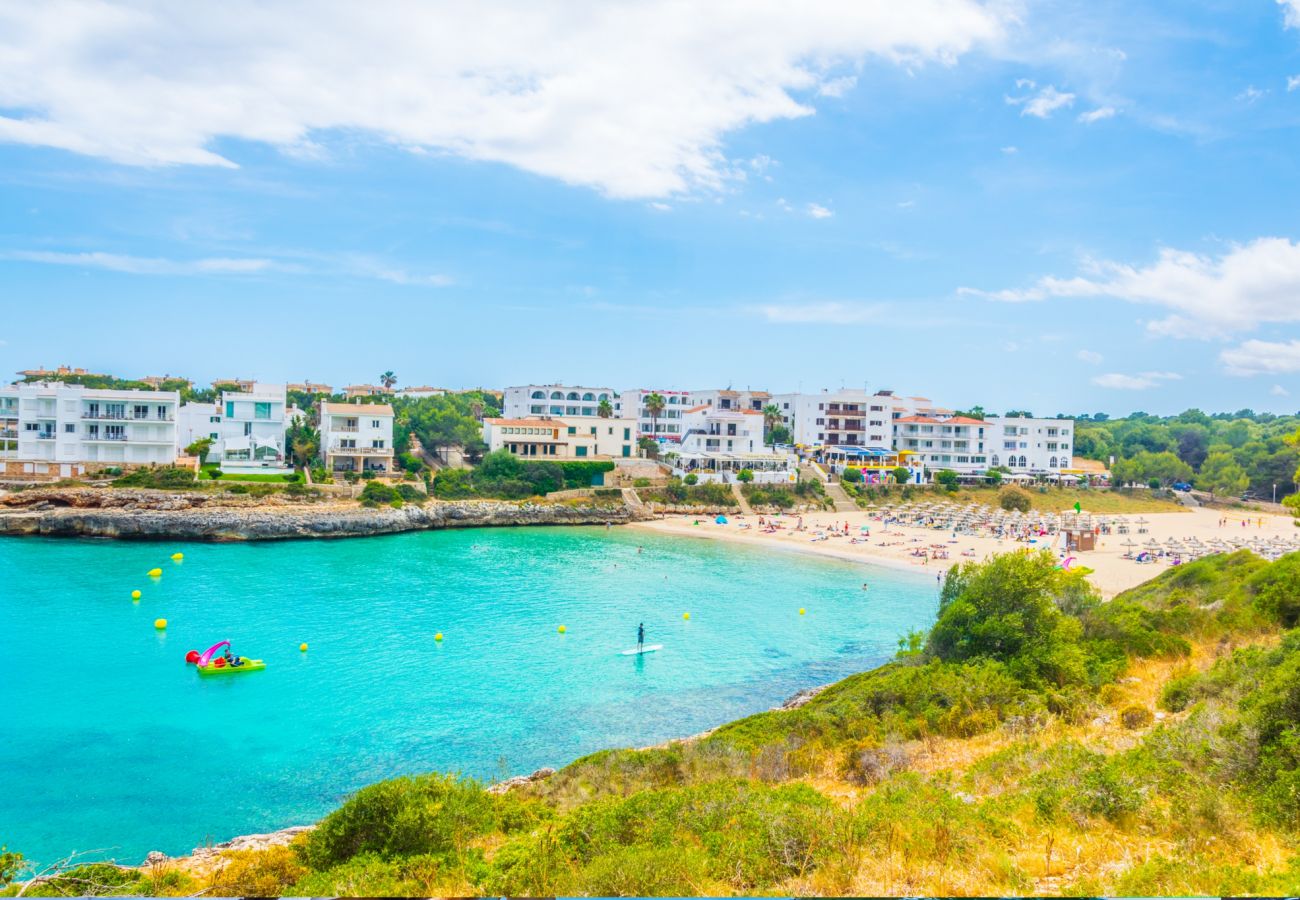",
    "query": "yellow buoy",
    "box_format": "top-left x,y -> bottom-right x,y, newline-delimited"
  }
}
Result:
148,567 -> 162,578
683,612 -> 691,620
171,553 -> 184,561
434,632 -> 443,642
558,625 -> 567,634
799,607 -> 806,615
154,618 -> 167,629
299,642 -> 309,652
131,589 -> 141,600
